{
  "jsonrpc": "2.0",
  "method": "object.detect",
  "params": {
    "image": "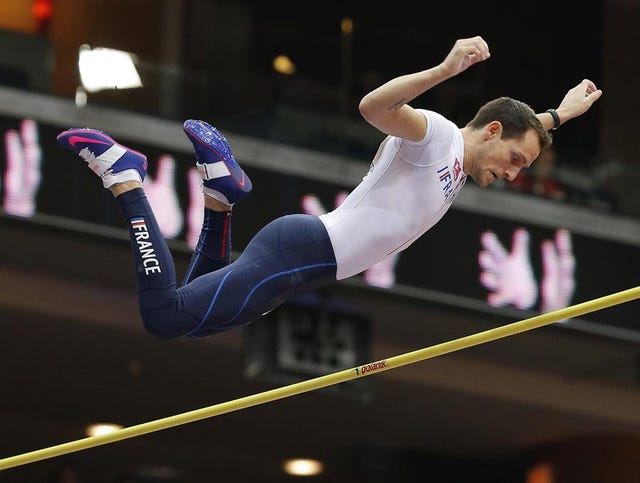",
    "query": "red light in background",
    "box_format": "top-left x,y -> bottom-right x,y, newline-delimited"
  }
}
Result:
526,462 -> 554,483
32,0 -> 53,33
